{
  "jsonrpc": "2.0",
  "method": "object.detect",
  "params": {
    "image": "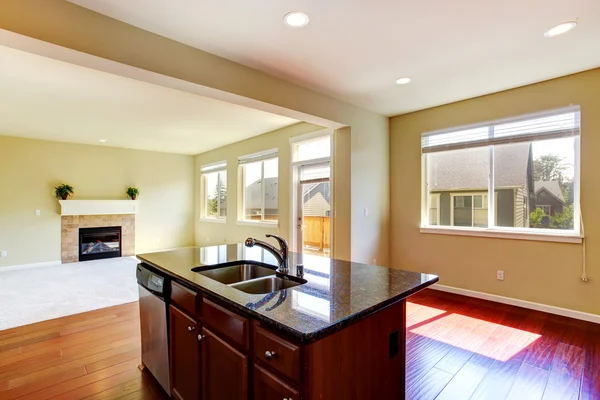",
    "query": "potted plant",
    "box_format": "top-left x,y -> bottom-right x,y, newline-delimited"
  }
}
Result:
127,187 -> 139,200
55,184 -> 74,200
